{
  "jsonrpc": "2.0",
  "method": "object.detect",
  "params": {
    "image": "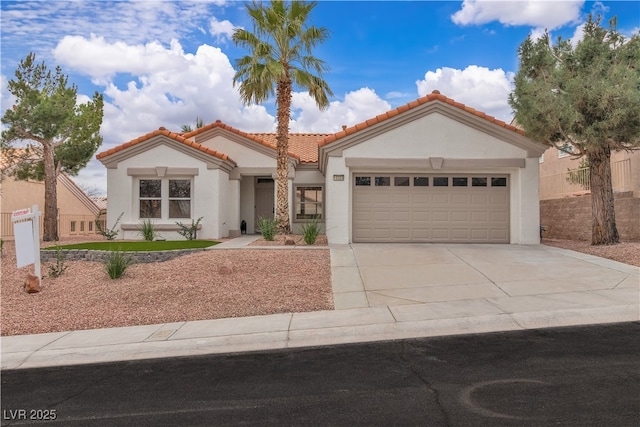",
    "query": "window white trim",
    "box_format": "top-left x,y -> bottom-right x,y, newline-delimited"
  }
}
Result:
294,184 -> 324,222
136,177 -> 193,220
